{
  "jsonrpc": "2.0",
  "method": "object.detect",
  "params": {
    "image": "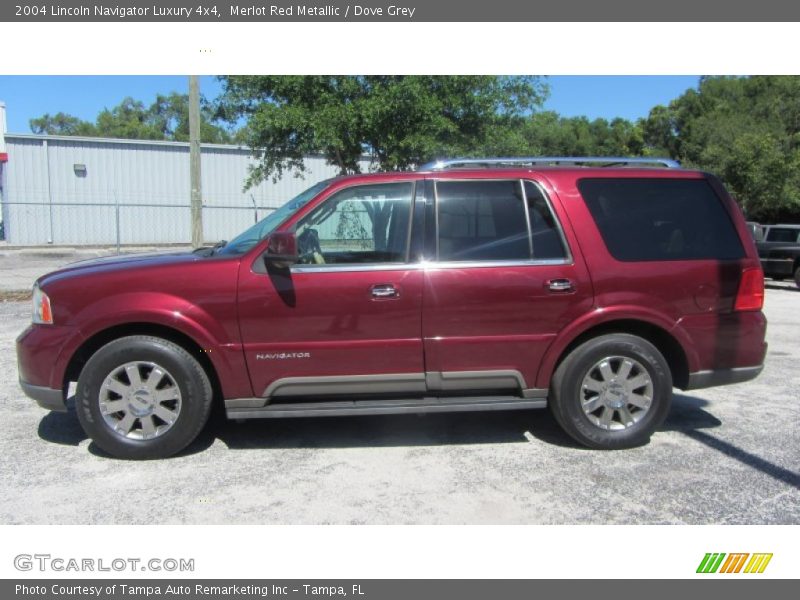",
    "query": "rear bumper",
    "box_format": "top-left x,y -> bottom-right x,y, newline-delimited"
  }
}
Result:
19,379 -> 67,412
760,257 -> 794,277
684,365 -> 764,391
